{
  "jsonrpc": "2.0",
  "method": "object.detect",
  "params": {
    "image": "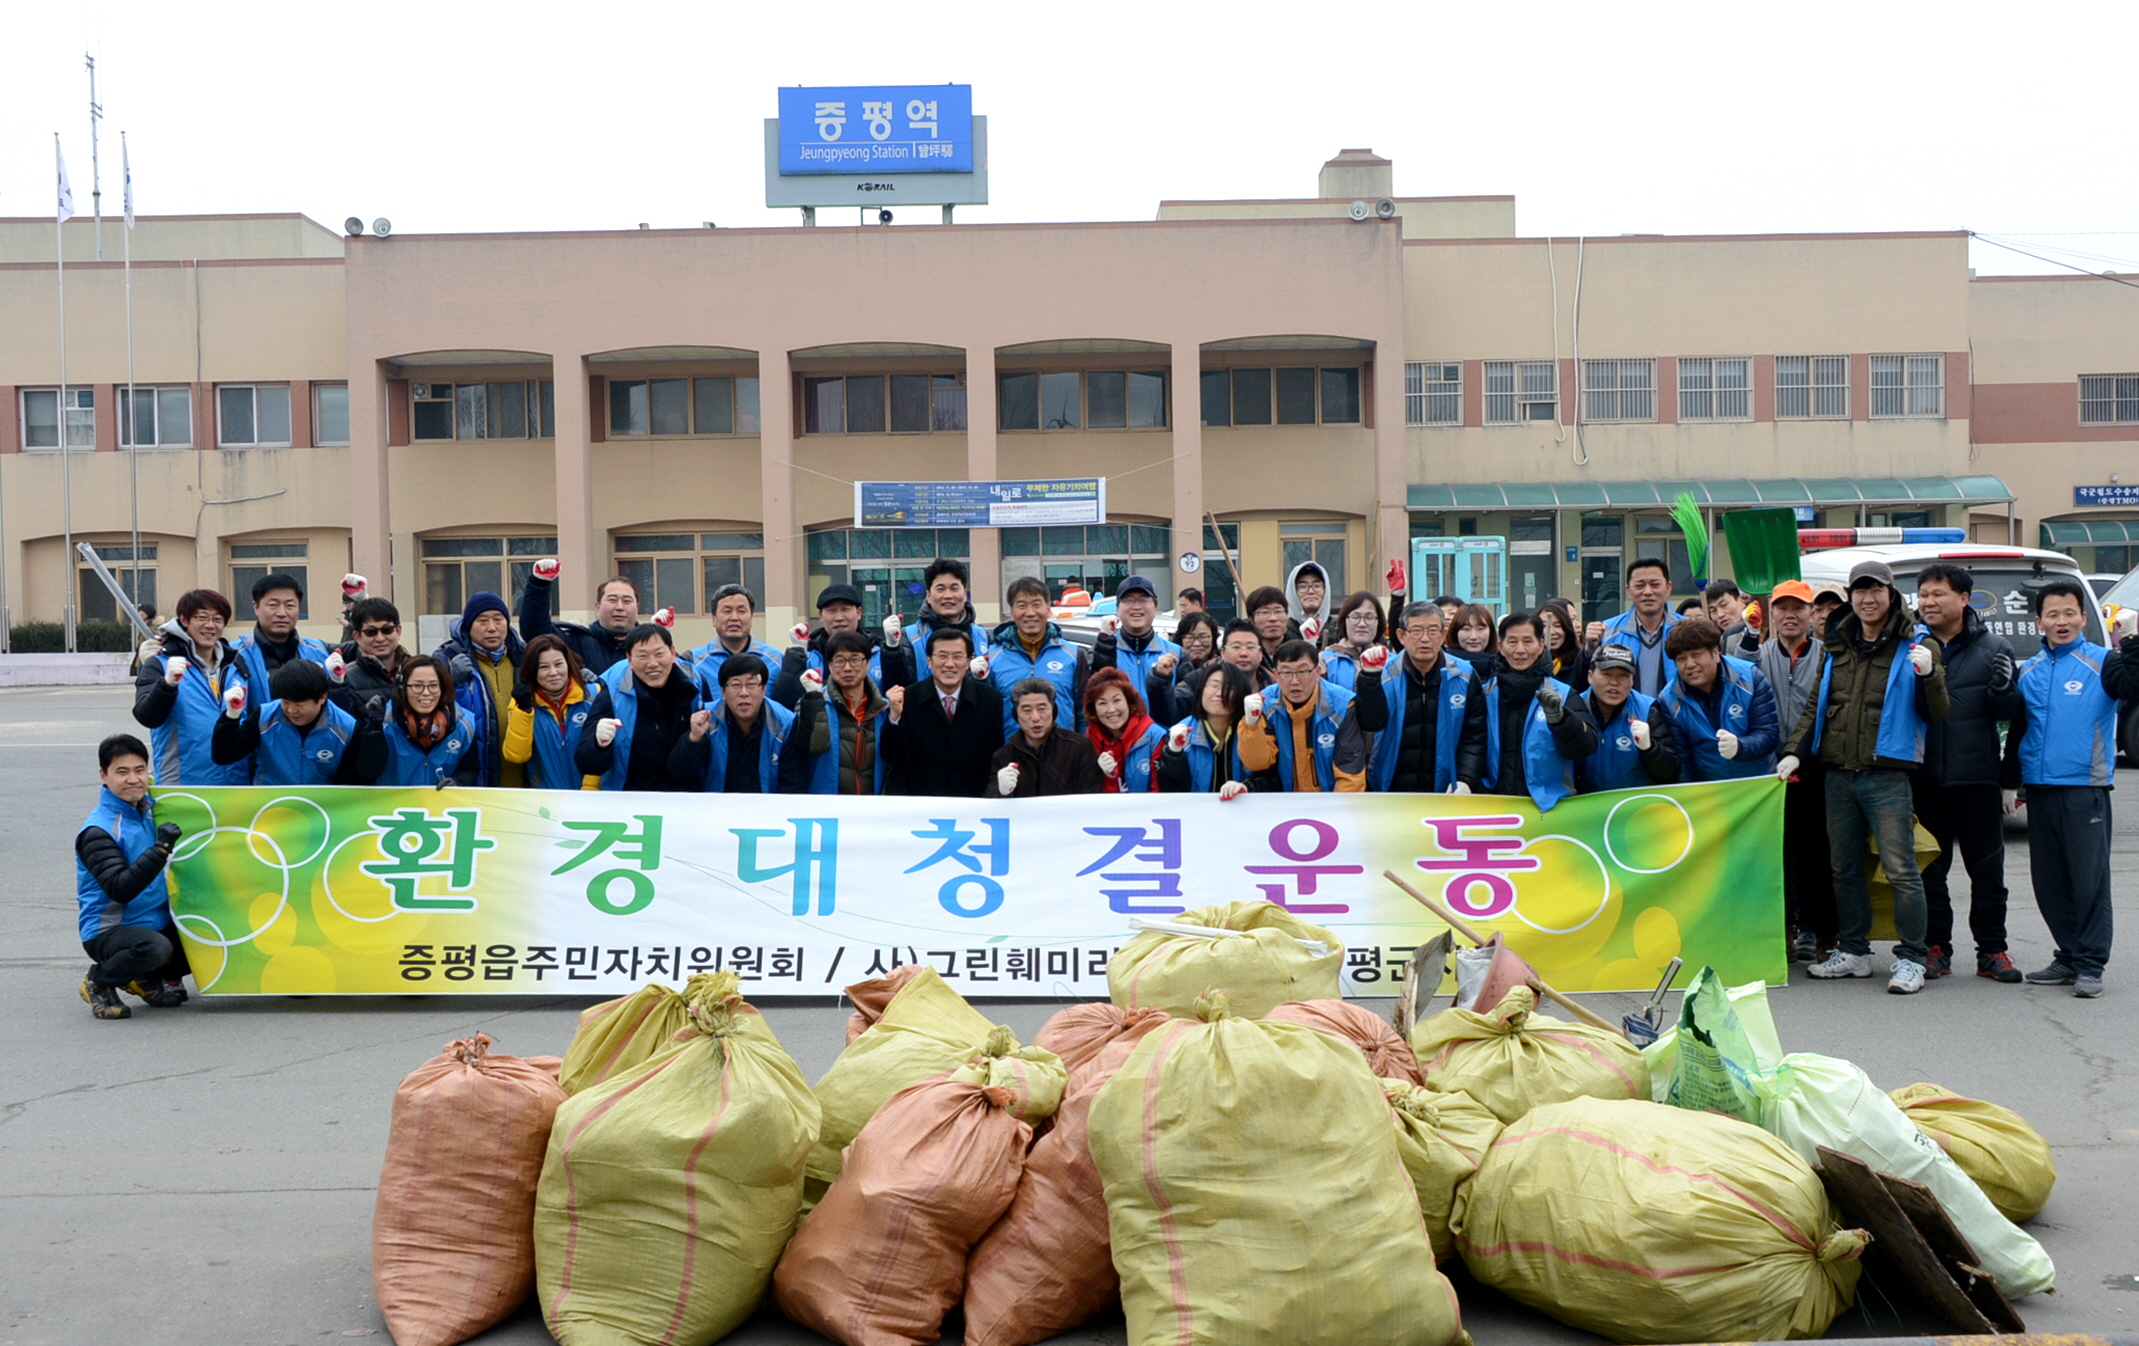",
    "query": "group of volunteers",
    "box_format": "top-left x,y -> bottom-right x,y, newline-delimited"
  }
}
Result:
75,549 -> 2137,1018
